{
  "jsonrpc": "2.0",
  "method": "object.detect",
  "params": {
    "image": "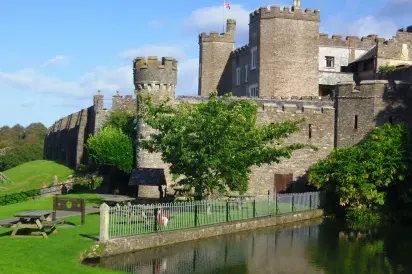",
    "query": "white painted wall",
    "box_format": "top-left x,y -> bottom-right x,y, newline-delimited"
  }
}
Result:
319,46 -> 349,72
